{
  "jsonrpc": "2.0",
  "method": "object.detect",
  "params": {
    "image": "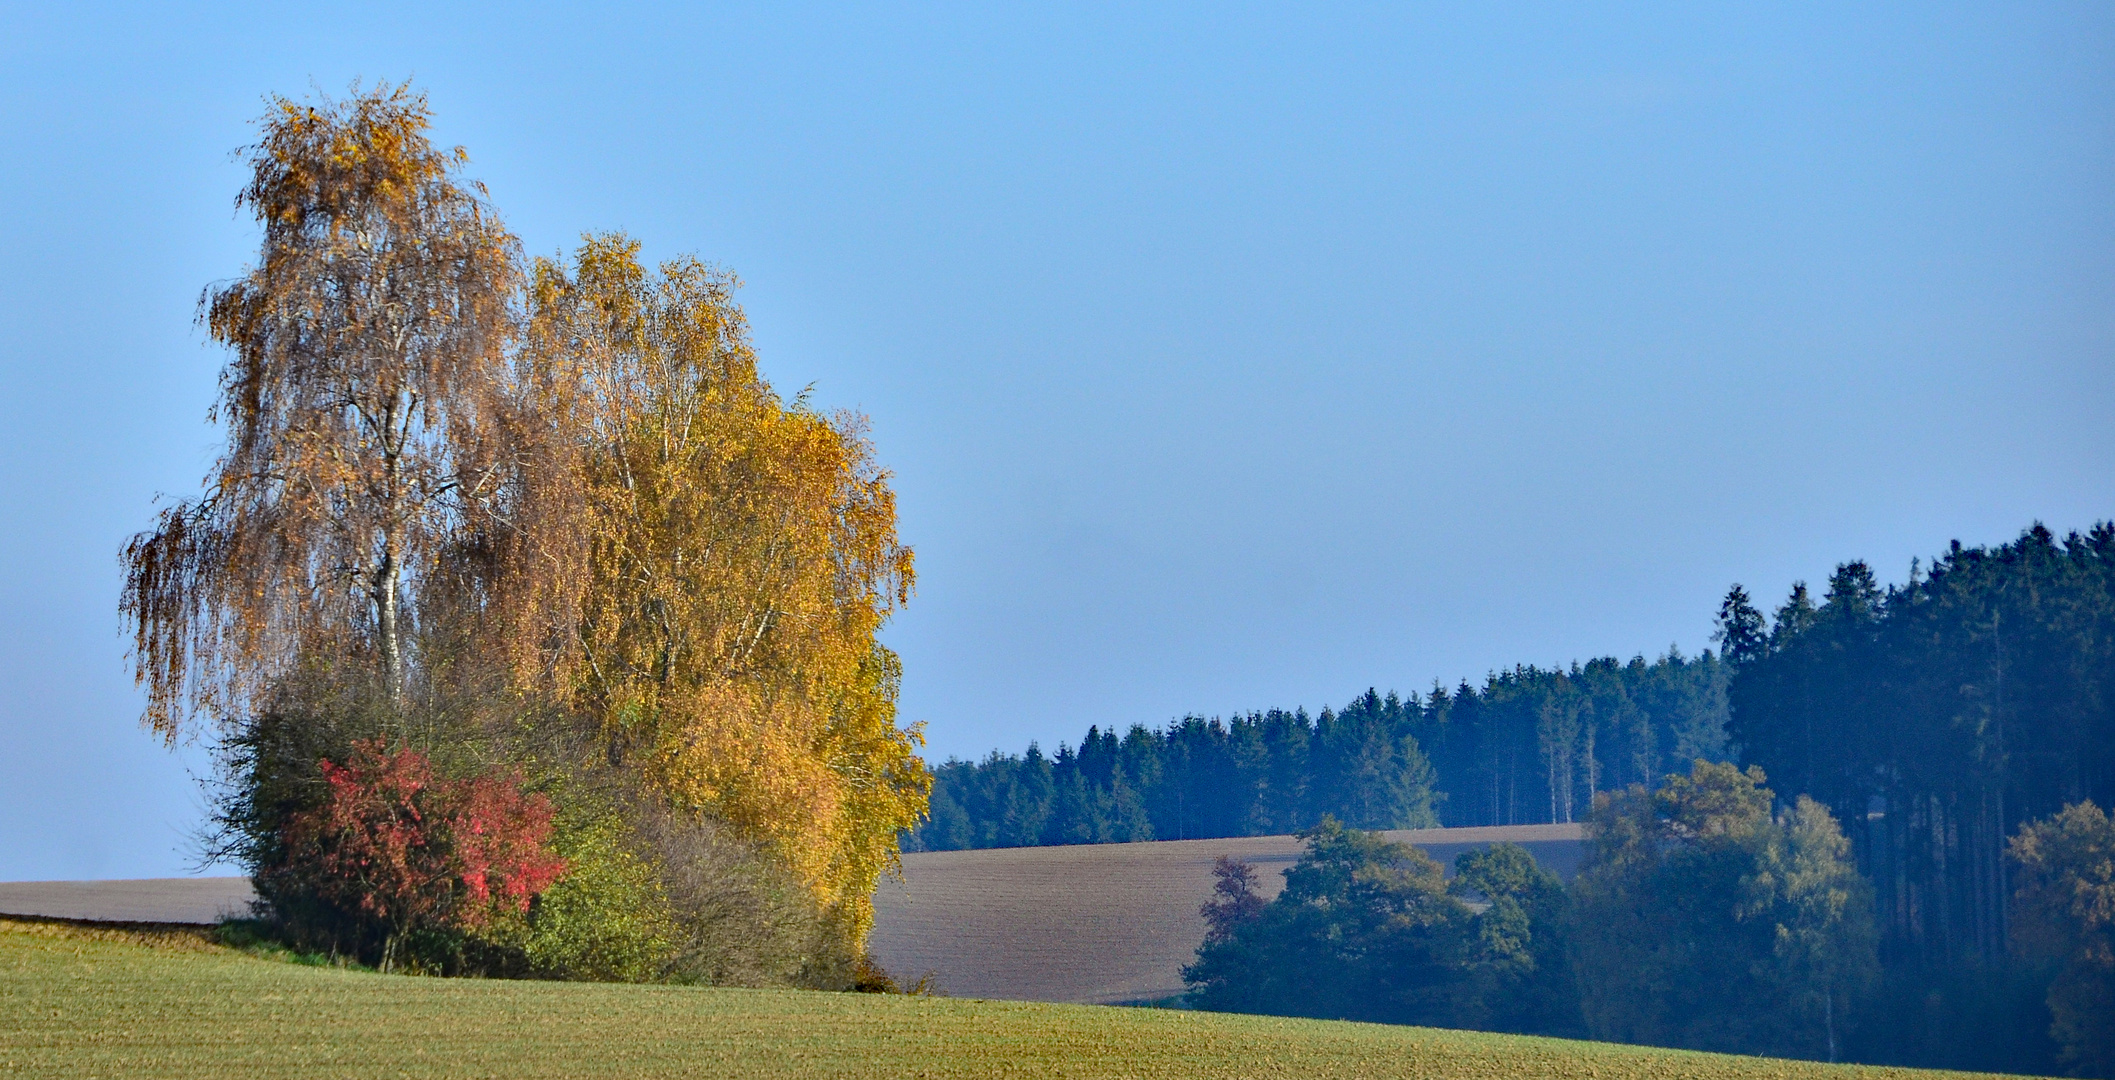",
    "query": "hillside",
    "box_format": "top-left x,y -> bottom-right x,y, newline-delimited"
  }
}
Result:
0,916 -> 2020,1080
